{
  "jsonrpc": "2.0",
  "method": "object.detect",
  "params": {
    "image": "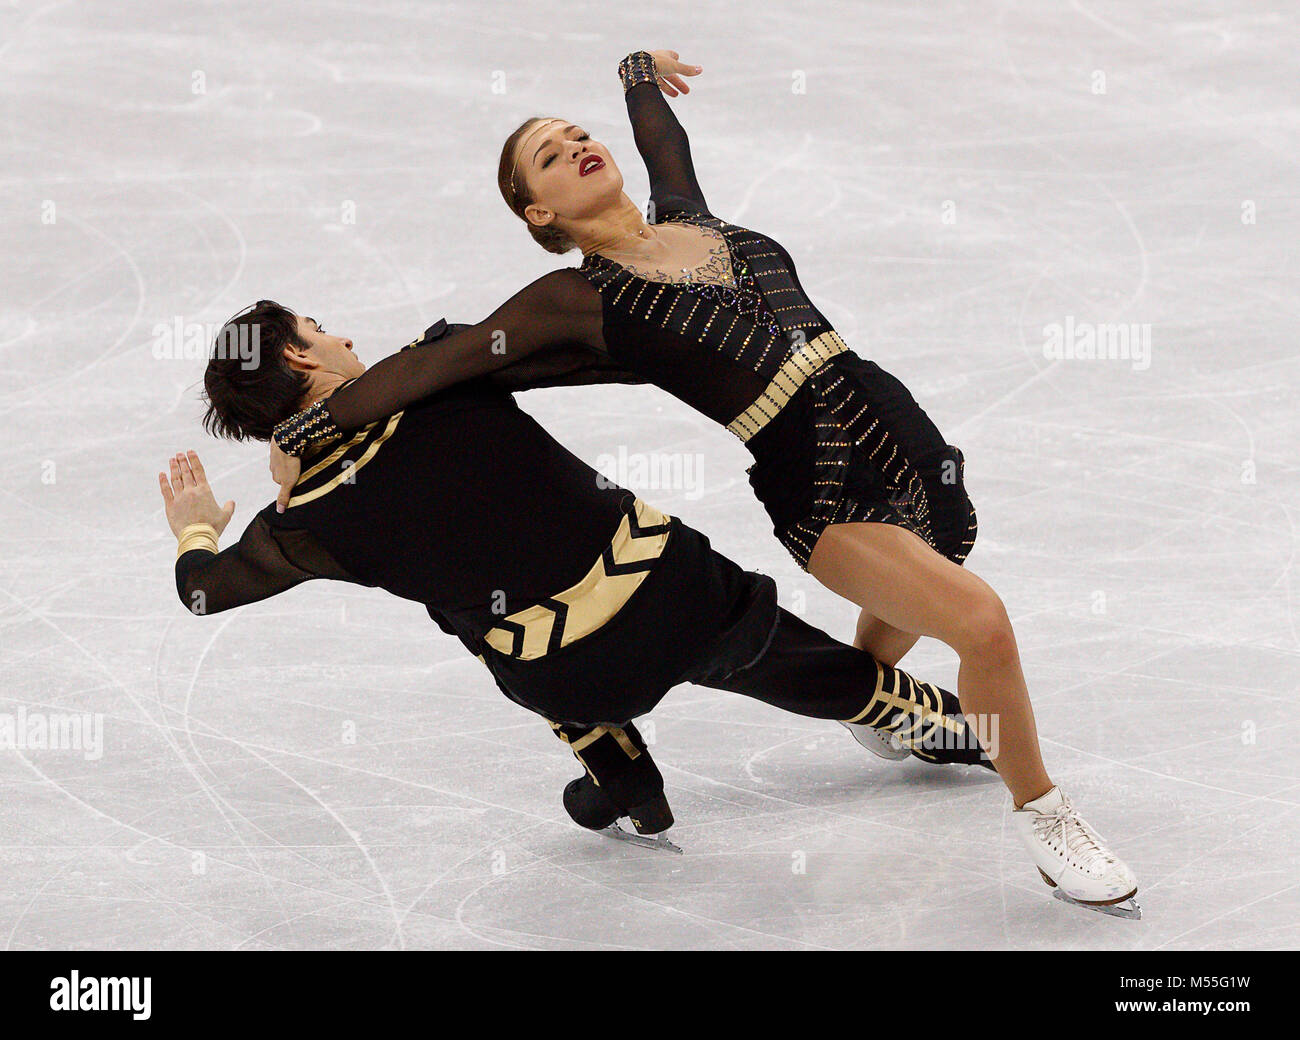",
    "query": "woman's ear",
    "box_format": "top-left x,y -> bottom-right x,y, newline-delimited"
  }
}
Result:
523,201 -> 554,230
